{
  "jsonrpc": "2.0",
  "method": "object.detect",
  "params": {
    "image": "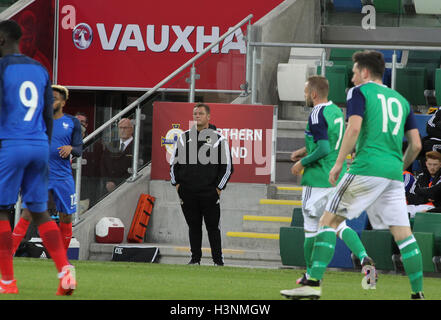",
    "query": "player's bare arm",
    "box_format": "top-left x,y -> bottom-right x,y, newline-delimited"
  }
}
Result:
403,128 -> 422,170
291,160 -> 304,176
290,147 -> 307,162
